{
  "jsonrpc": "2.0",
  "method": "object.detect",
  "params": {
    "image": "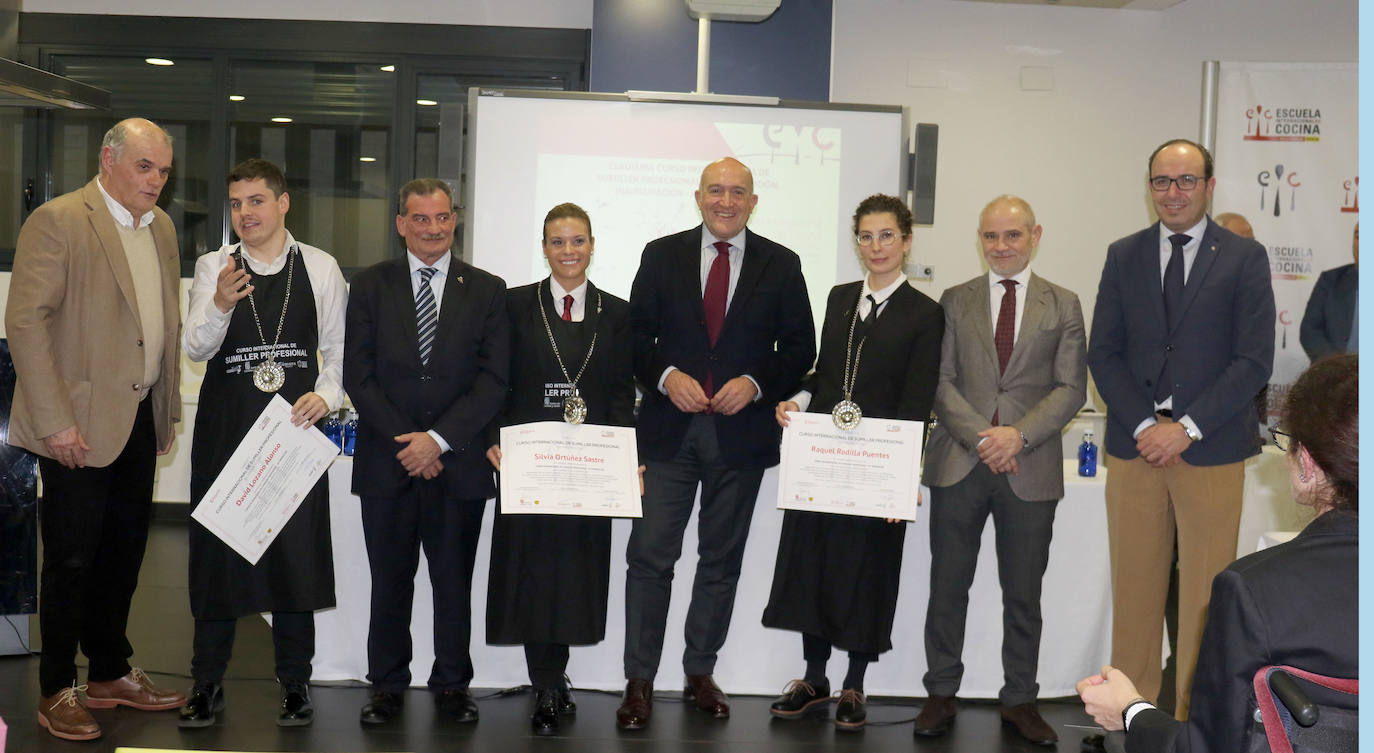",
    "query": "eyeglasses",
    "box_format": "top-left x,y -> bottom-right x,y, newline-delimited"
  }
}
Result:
1269,427 -> 1292,452
1149,175 -> 1205,192
405,212 -> 454,227
856,229 -> 906,248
